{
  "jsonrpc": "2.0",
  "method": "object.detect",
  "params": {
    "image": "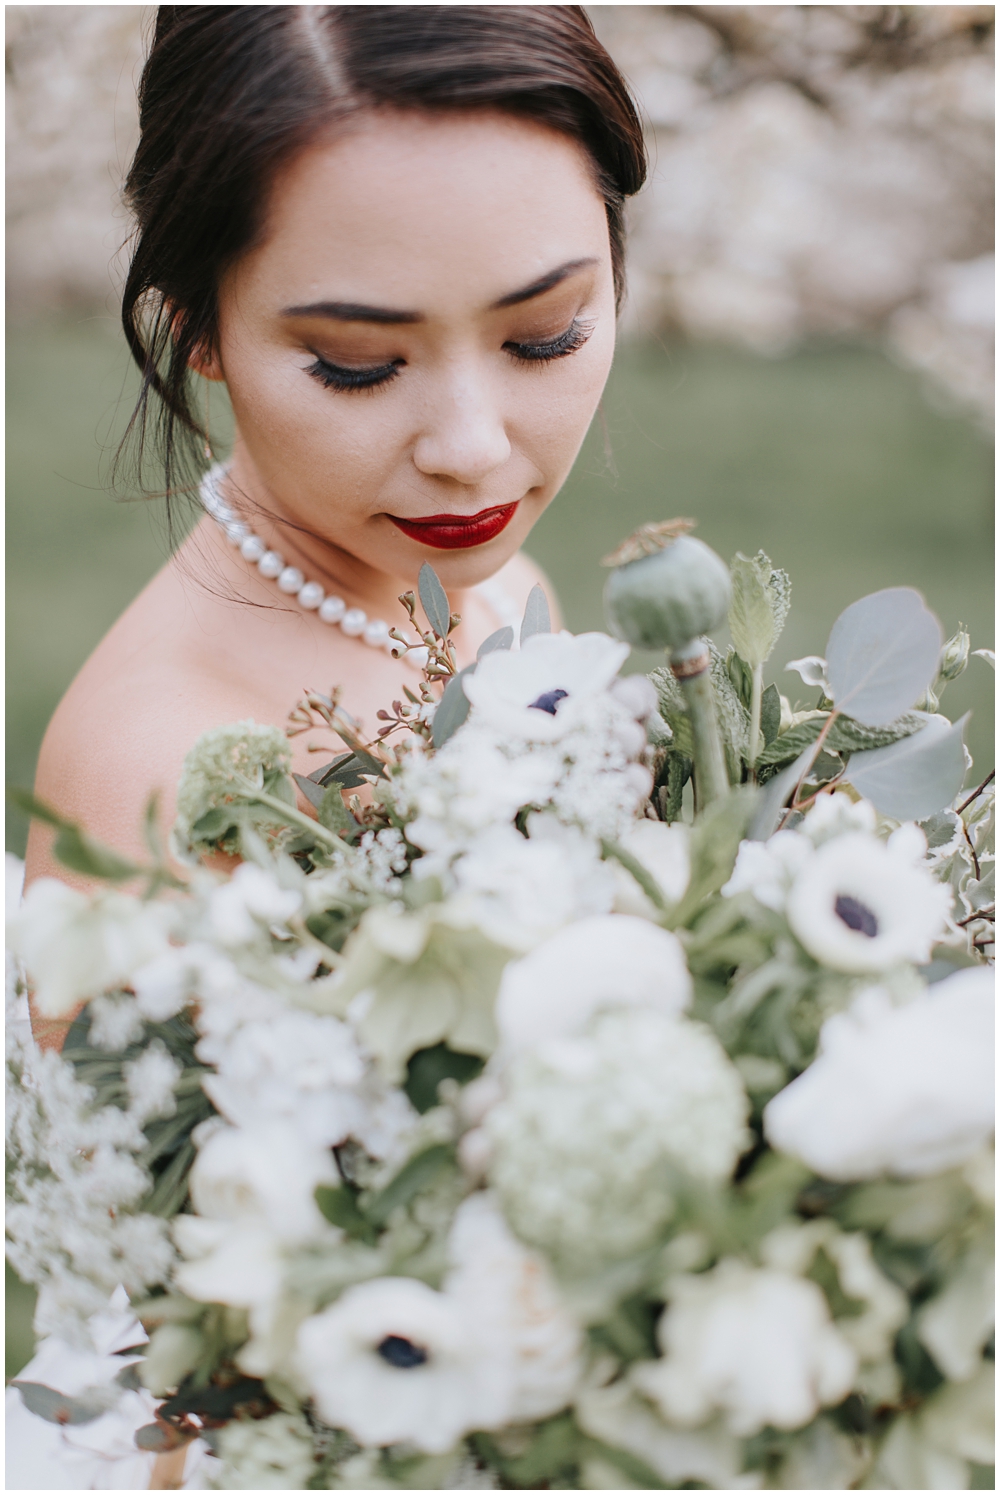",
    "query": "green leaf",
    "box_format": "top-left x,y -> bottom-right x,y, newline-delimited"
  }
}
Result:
520,583 -> 552,643
432,666 -> 475,748
601,839 -> 668,911
365,1143 -> 455,1227
404,1042 -> 485,1114
845,713 -> 969,821
477,626 -> 514,659
826,588 -> 942,726
12,1381 -> 110,1425
668,788 -> 757,926
728,552 -> 790,668
418,562 -> 452,639
311,753 -> 372,790
756,711 -> 923,769
649,668 -> 694,759
318,785 -> 356,836
727,650 -> 754,710
135,1420 -> 190,1453
314,1184 -> 378,1244
660,753 -> 692,824
6,786 -> 68,829
760,683 -> 781,746
292,773 -> 325,811
190,806 -> 237,841
53,825 -> 141,883
708,641 -> 749,779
